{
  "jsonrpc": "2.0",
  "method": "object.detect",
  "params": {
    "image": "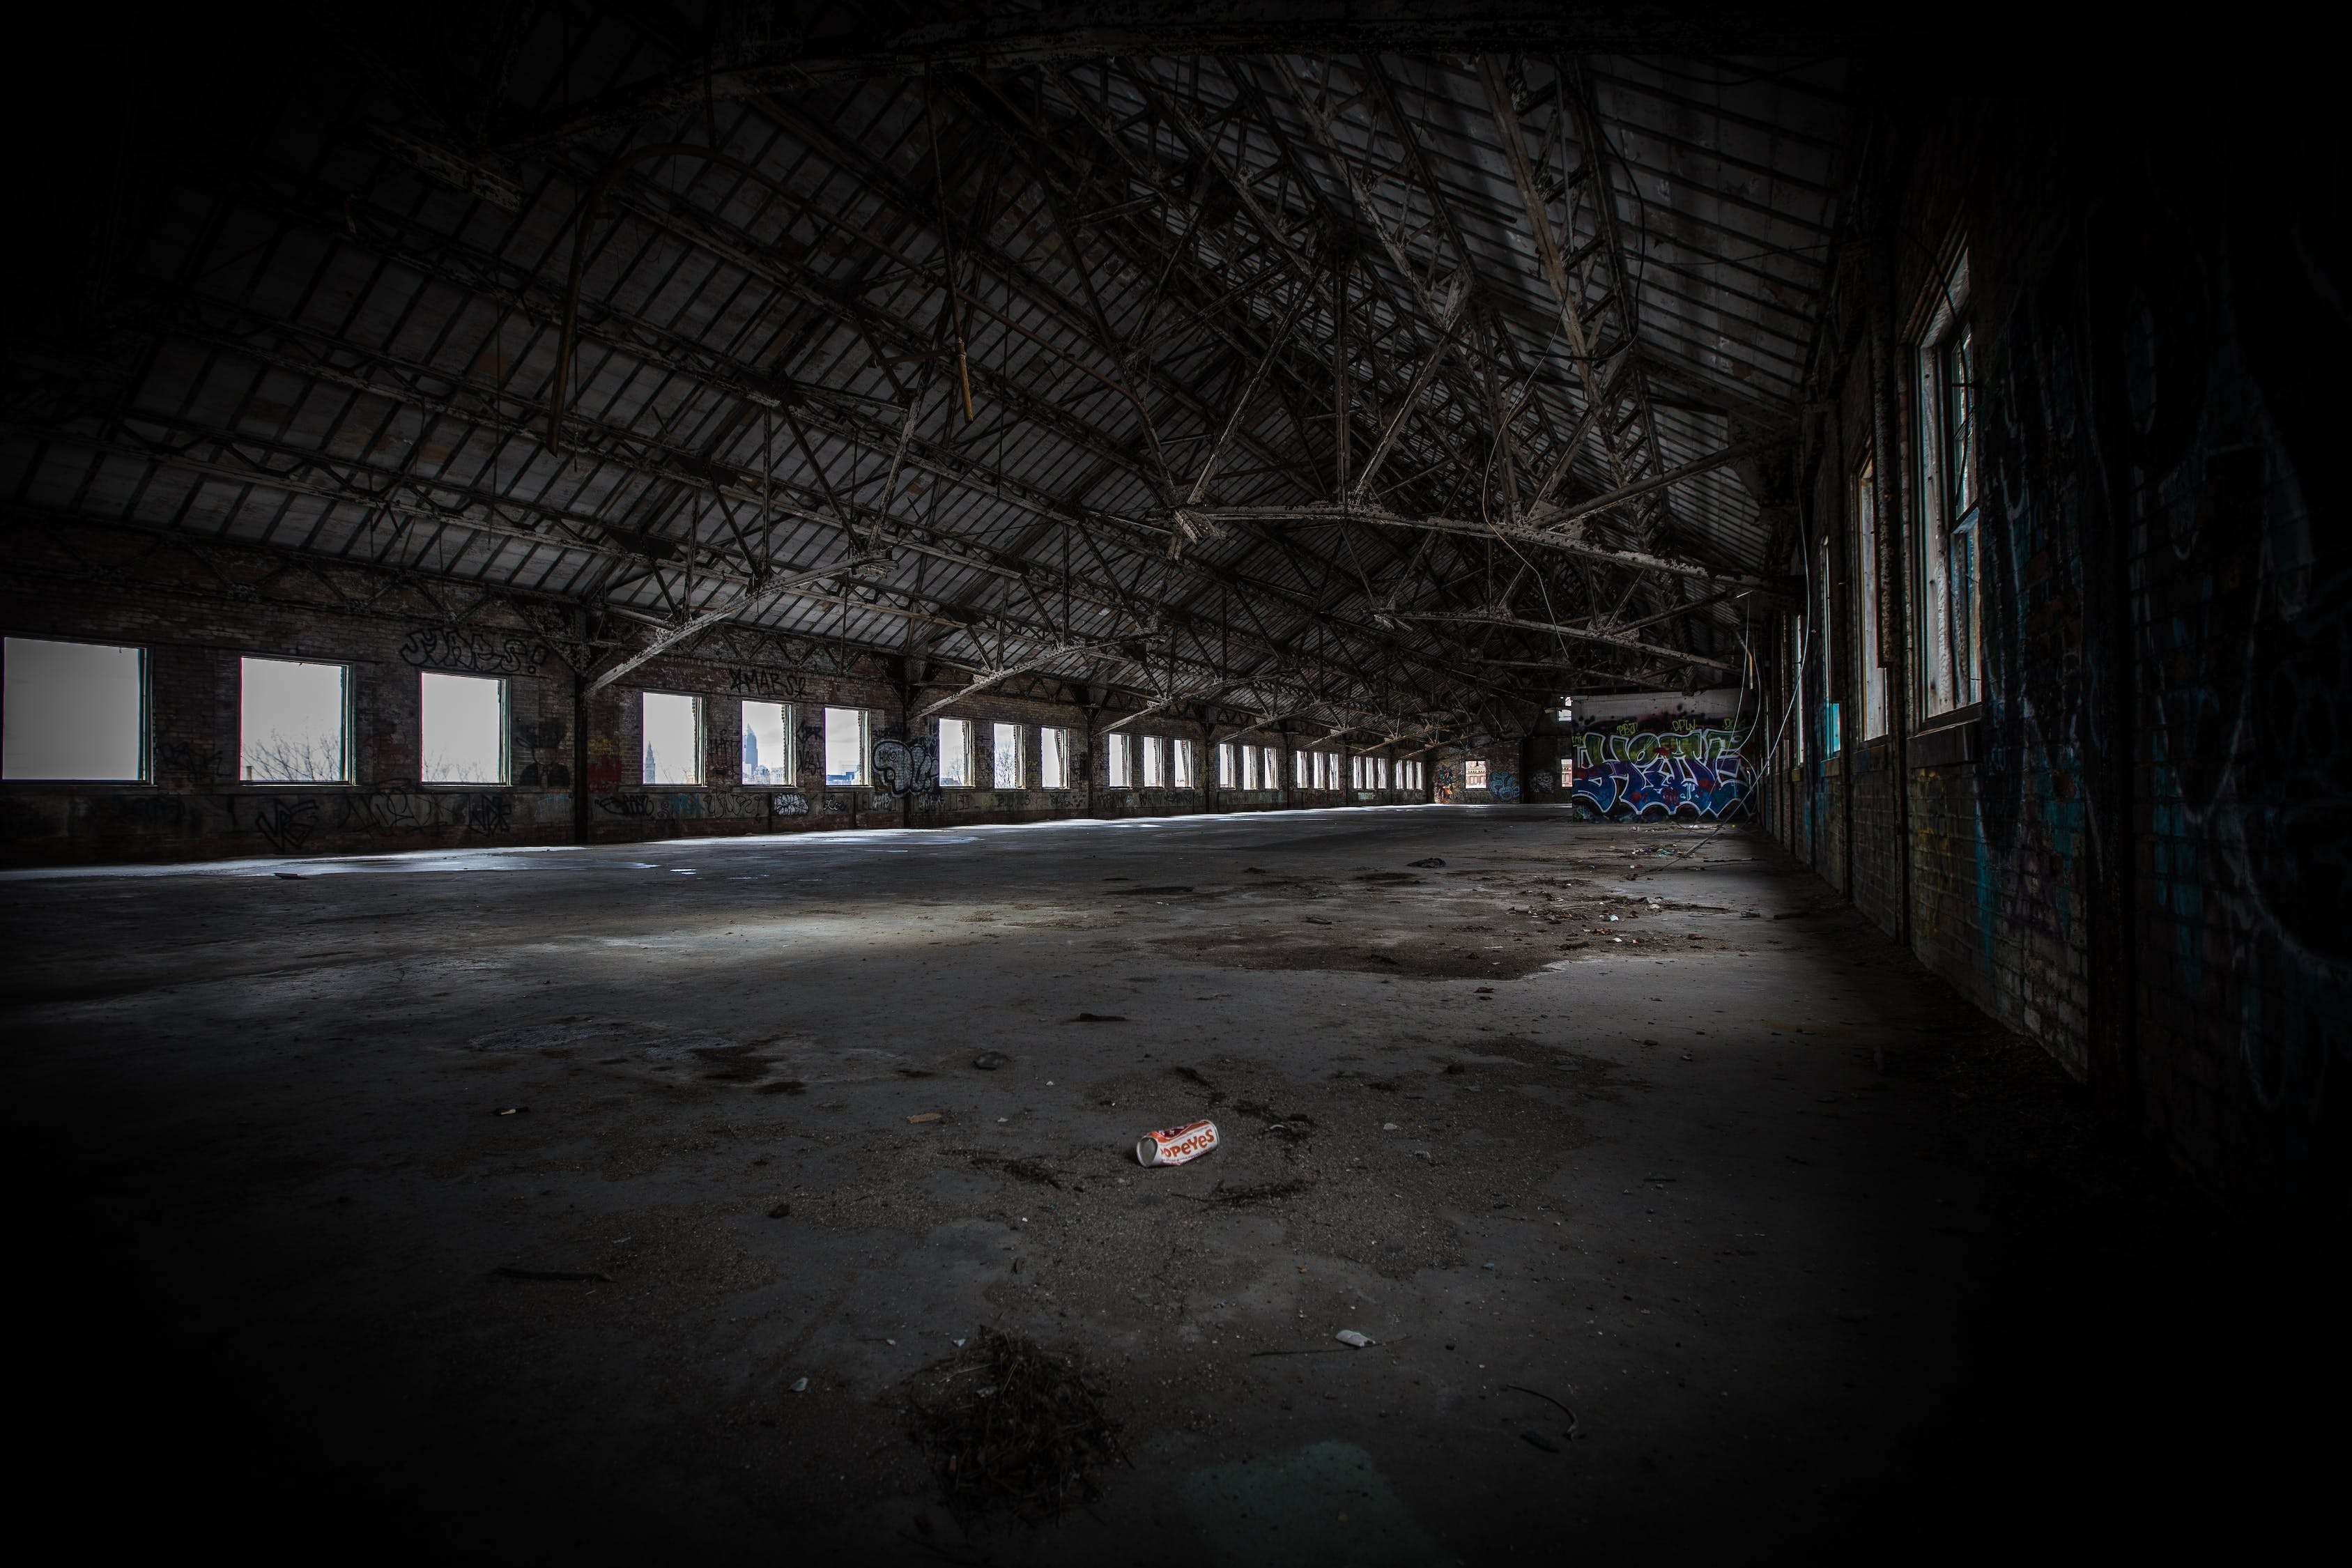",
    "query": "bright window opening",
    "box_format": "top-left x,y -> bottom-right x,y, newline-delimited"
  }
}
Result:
3,637 -> 145,781
824,707 -> 868,785
1463,759 -> 1489,791
1040,726 -> 1069,789
420,672 -> 507,784
1142,735 -> 1164,787
1217,742 -> 1236,787
1107,732 -> 1131,787
1172,739 -> 1193,788
741,701 -> 792,785
241,656 -> 349,783
1261,746 -> 1279,788
992,723 -> 1022,788
642,692 -> 702,785
938,717 -> 973,787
